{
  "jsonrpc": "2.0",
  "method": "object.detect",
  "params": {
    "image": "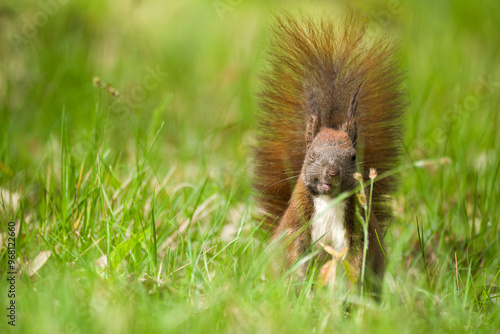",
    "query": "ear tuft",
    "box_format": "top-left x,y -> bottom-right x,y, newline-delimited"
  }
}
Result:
343,82 -> 363,143
306,114 -> 321,150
